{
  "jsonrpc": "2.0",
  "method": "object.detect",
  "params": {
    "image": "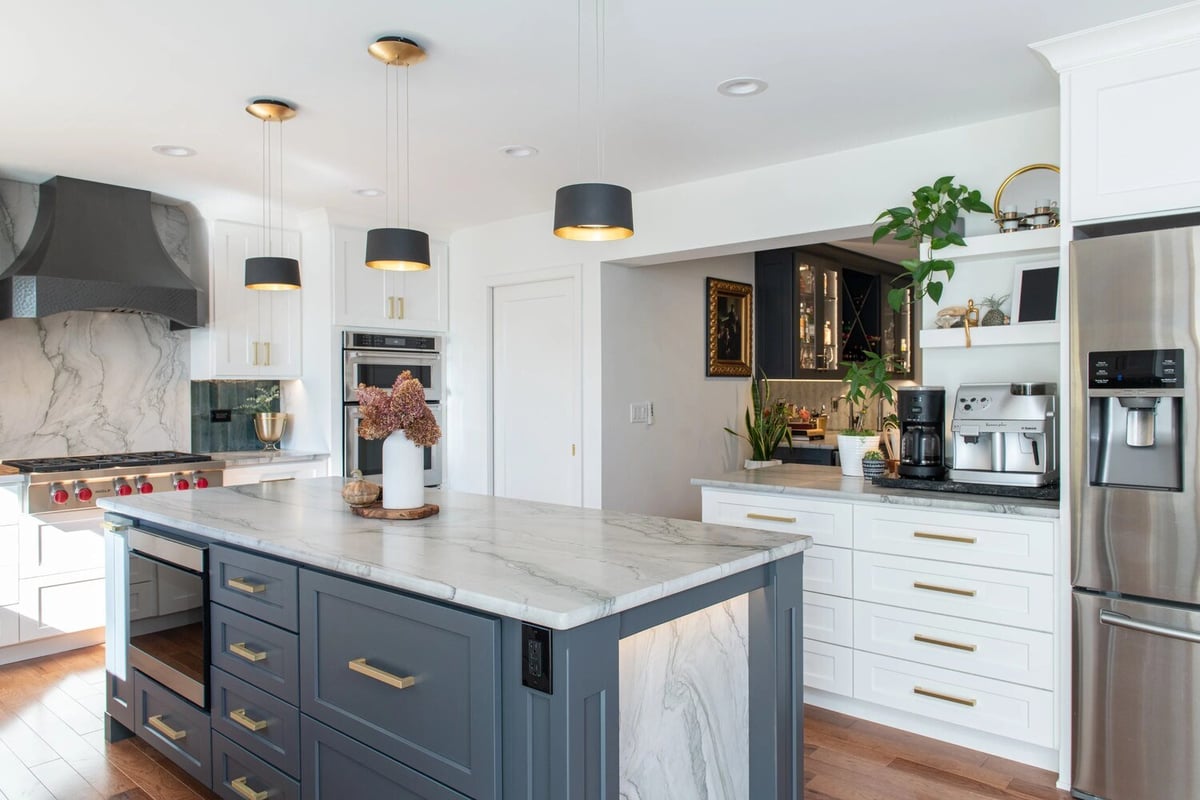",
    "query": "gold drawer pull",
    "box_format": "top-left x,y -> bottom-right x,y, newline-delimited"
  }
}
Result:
229,642 -> 267,662
231,776 -> 269,800
746,512 -> 797,524
913,530 -> 977,545
913,581 -> 977,597
914,686 -> 977,707
227,576 -> 266,594
348,657 -> 416,689
230,708 -> 268,732
914,633 -> 978,652
147,714 -> 187,741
